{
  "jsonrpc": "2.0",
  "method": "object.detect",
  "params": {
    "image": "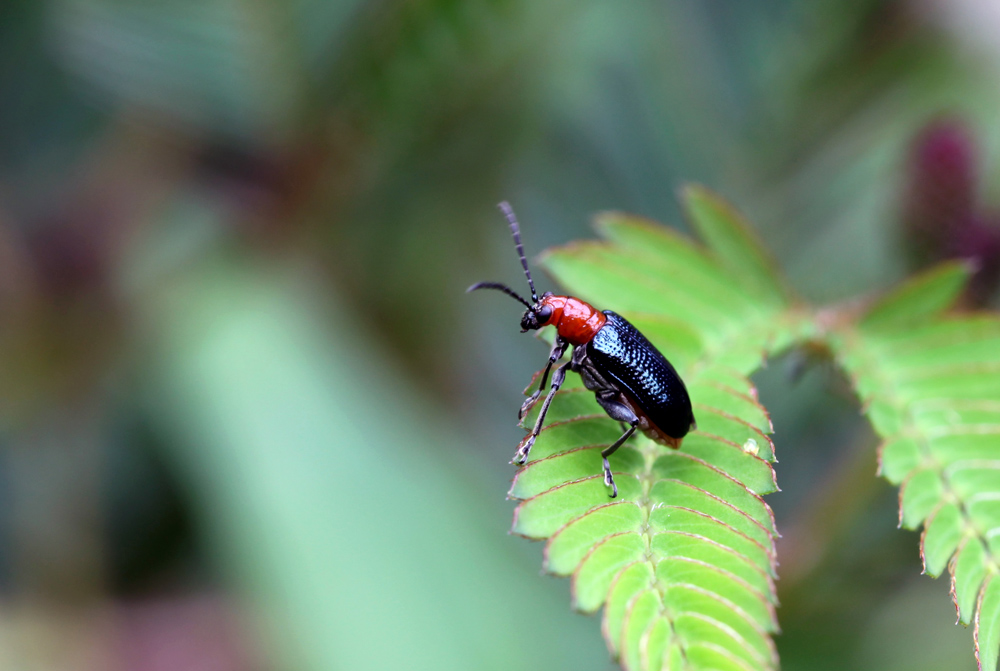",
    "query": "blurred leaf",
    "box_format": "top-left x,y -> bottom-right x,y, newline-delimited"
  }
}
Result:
978,576 -> 1000,671
680,184 -> 789,307
861,261 -> 974,329
50,0 -> 363,141
136,255 -> 612,671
